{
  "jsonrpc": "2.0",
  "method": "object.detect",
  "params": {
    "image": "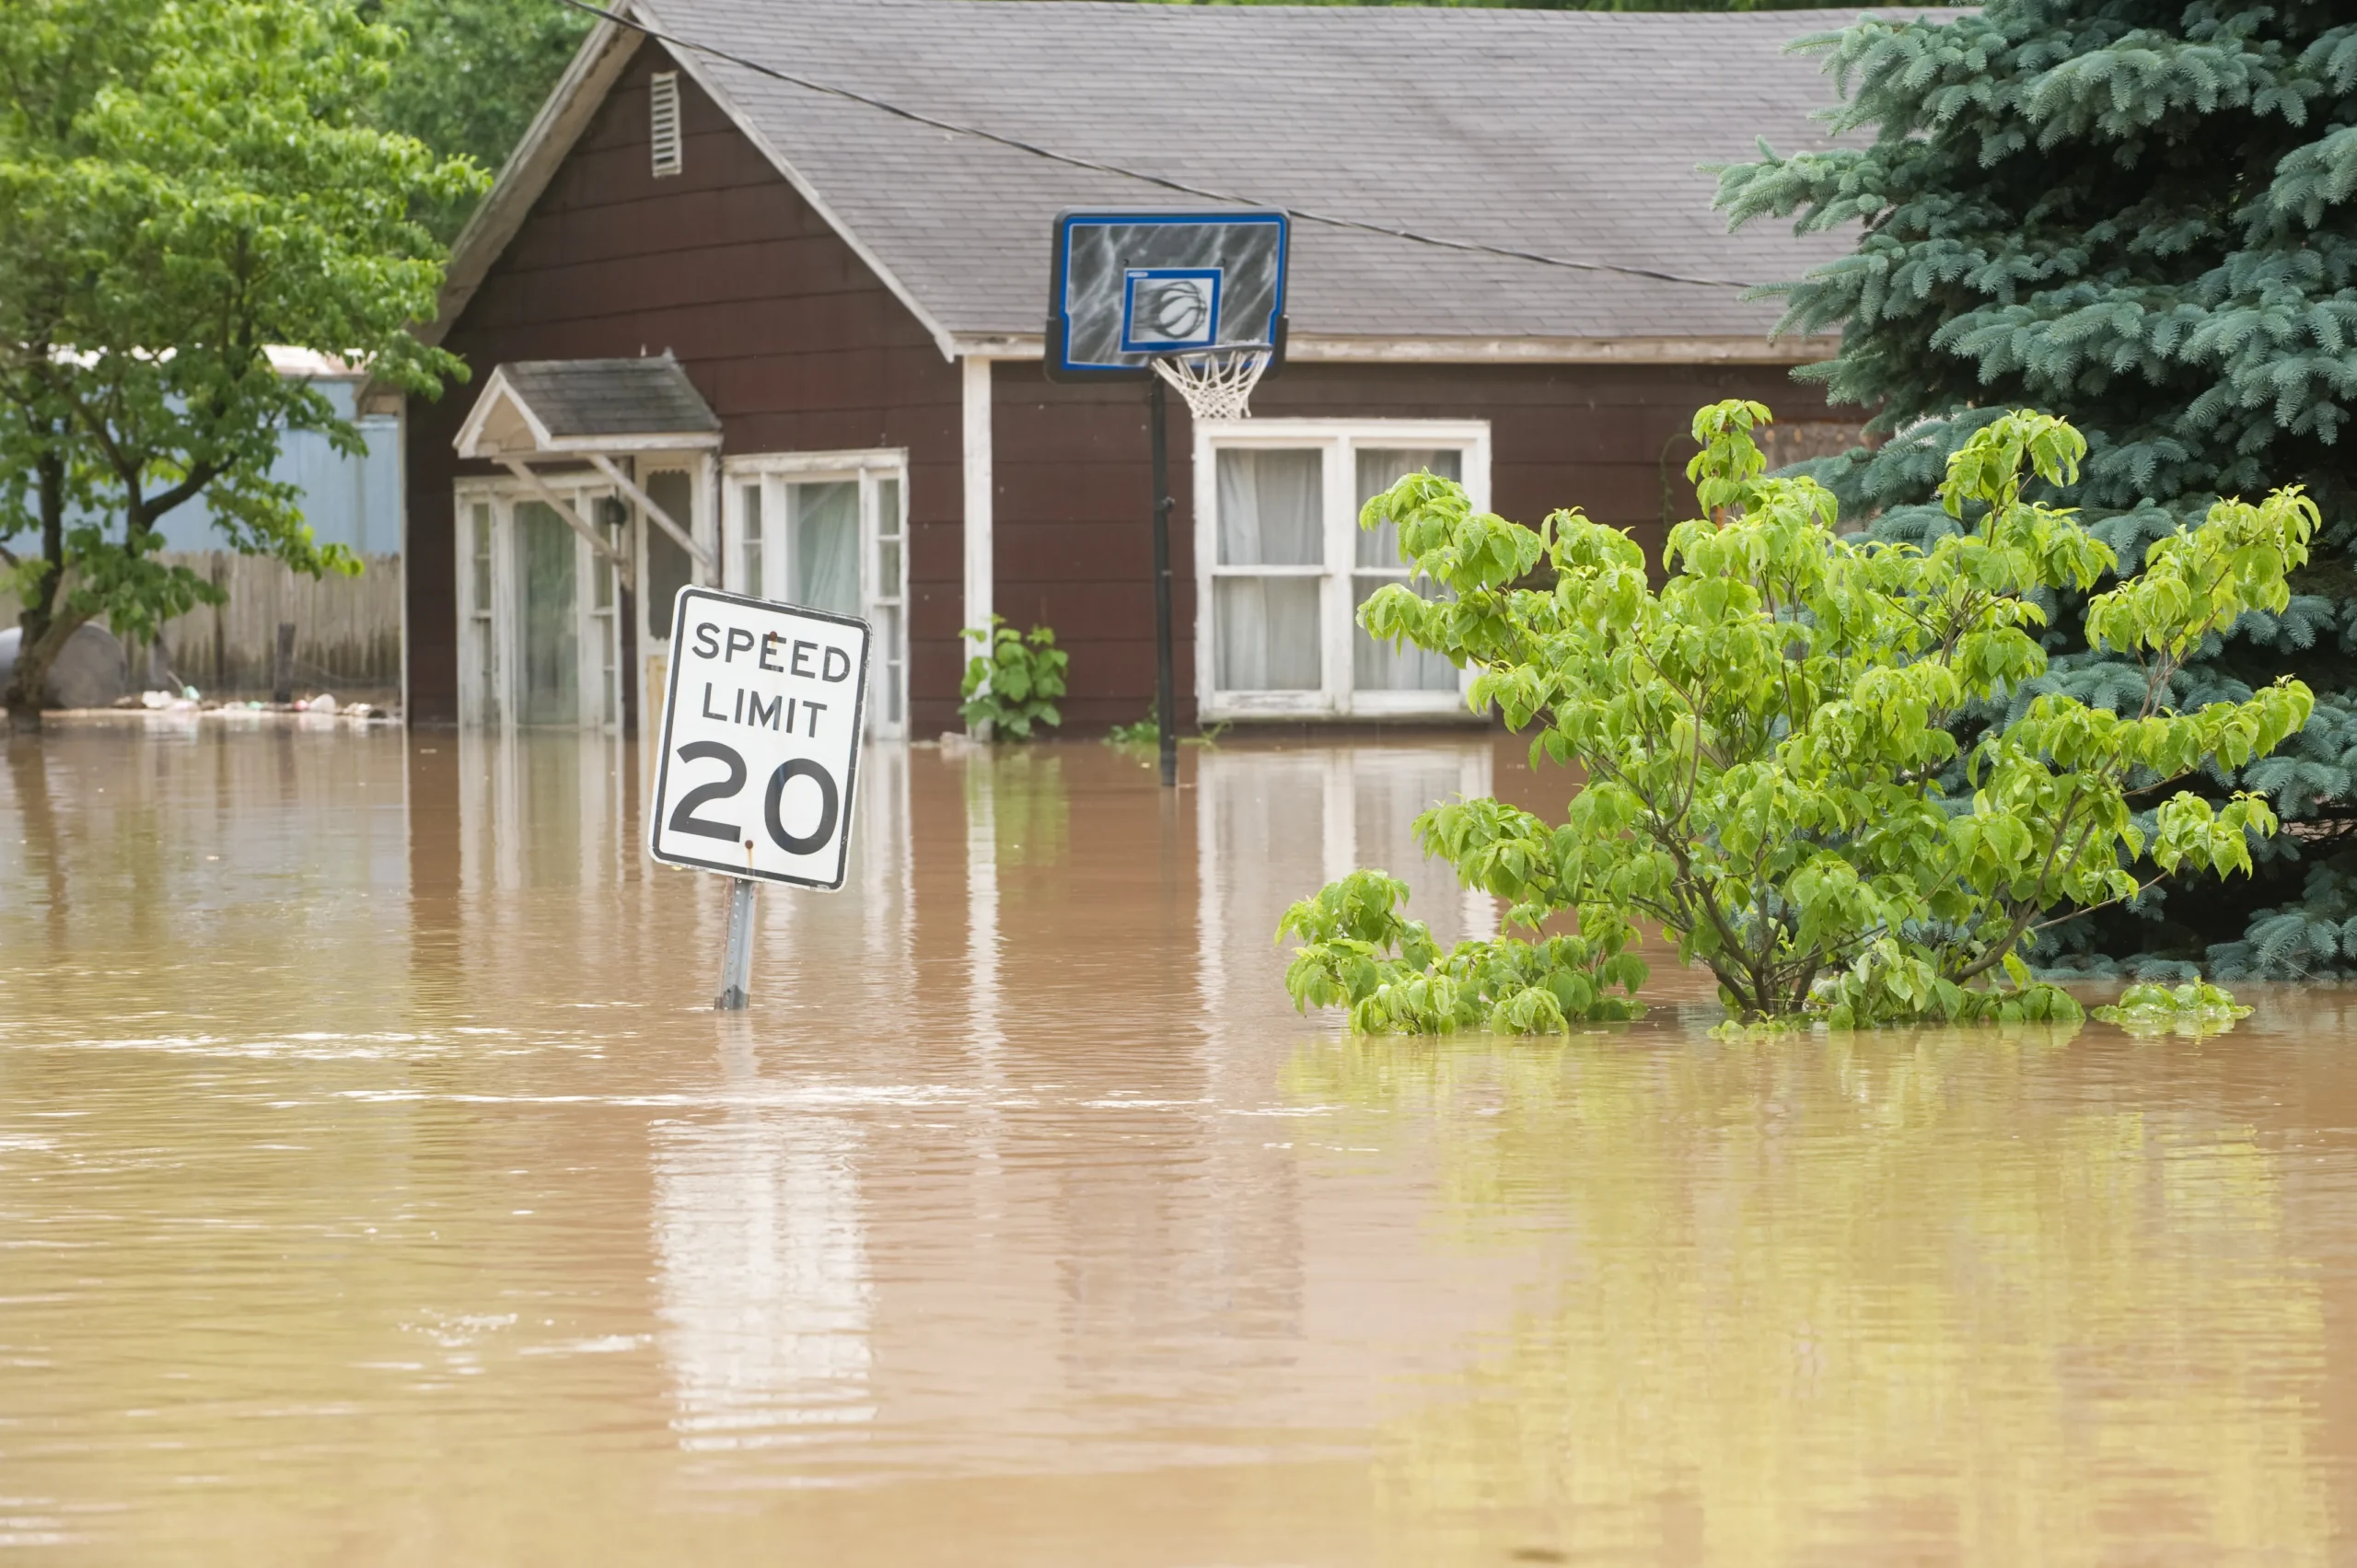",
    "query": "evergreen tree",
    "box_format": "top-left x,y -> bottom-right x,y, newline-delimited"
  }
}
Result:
1718,0 -> 2357,981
